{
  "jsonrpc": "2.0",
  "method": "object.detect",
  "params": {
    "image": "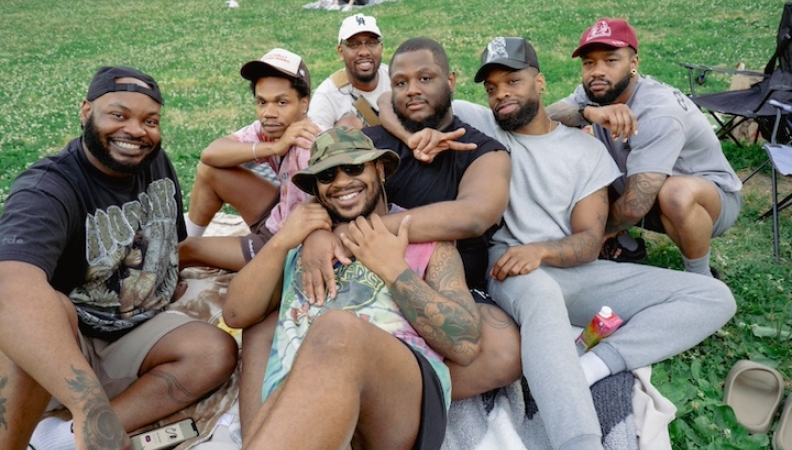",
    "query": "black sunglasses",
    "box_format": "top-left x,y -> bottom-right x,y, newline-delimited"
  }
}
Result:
315,164 -> 366,184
